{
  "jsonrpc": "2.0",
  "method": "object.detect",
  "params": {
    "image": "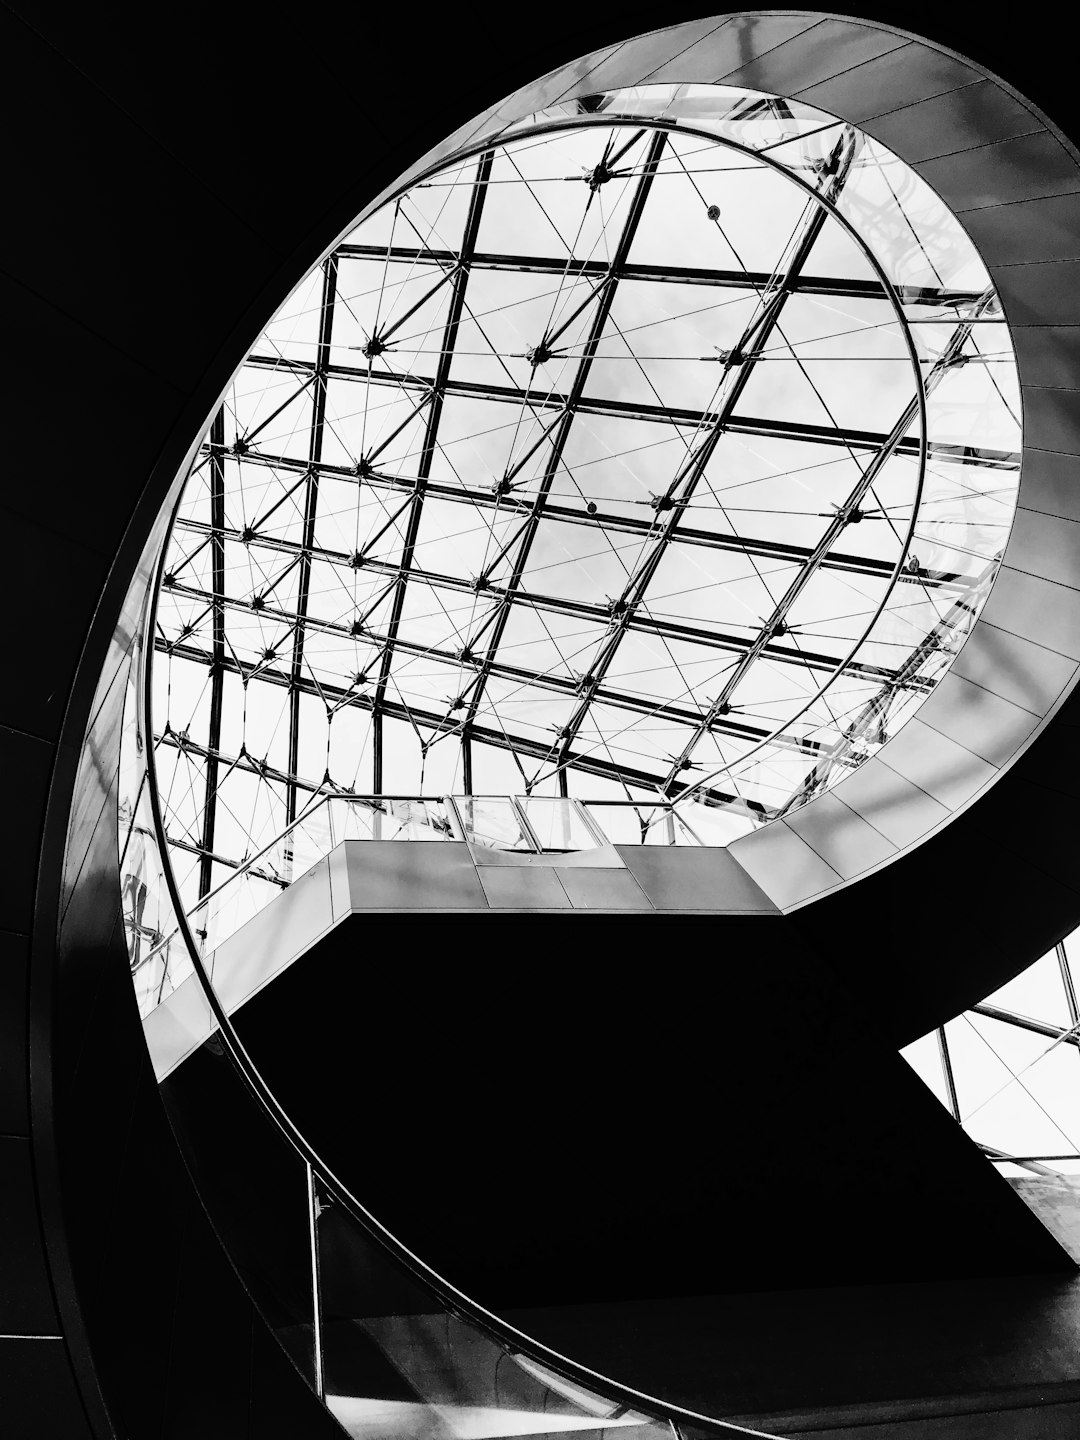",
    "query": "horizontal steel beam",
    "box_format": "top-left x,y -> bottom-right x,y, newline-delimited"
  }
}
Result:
244,352 -> 1019,469
159,576 -> 849,756
154,642 -> 771,814
972,1003 -> 1080,1048
336,241 -> 986,308
163,559 -> 923,715
193,447 -> 968,594
159,831 -> 290,889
